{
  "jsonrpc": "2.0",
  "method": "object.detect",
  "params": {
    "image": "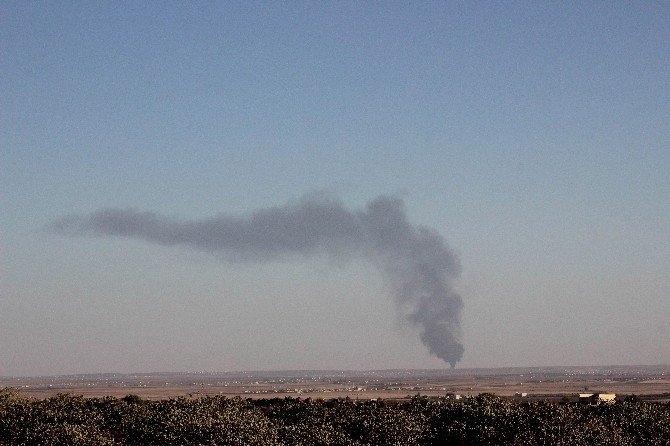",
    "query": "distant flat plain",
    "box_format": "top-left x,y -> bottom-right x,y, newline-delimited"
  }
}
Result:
3,366 -> 669,402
